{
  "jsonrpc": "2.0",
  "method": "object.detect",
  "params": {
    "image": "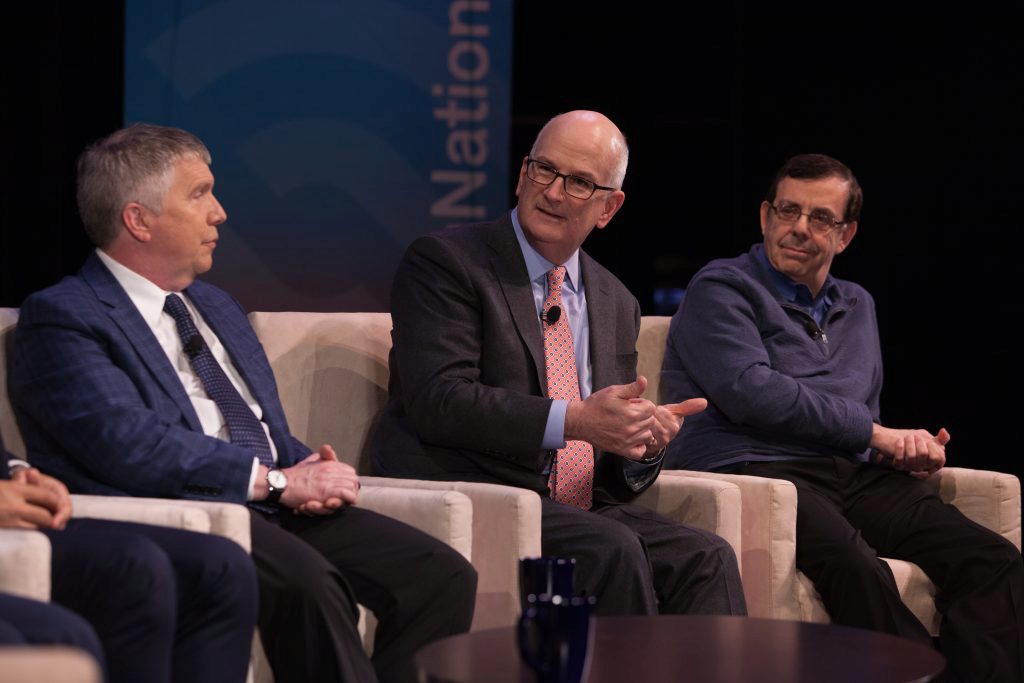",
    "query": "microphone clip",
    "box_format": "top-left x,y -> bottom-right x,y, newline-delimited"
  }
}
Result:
540,305 -> 562,325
